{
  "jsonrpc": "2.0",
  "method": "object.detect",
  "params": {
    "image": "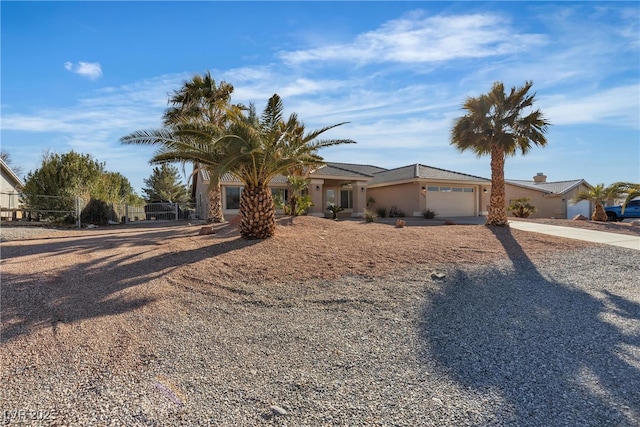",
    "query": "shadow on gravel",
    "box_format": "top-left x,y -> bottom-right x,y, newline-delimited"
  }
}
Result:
420,226 -> 639,426
0,223 -> 258,342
